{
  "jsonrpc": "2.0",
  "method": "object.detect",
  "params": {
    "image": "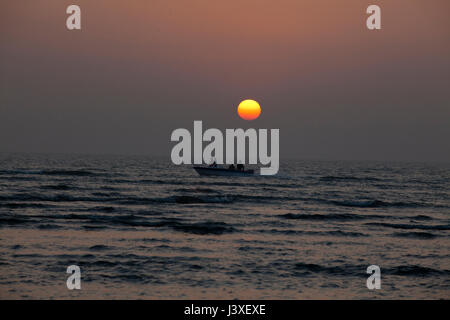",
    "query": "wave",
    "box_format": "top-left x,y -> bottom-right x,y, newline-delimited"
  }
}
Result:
0,216 -> 30,225
0,189 -> 439,210
89,245 -> 112,251
173,195 -> 235,204
293,262 -> 353,276
280,213 -> 382,221
0,194 -> 105,203
110,217 -> 235,235
0,202 -> 52,209
119,177 -> 304,190
40,184 -> 74,191
326,230 -> 367,237
173,187 -> 217,193
291,263 -> 450,277
83,225 -> 107,230
0,192 -> 336,207
387,265 -> 450,276
280,212 -> 435,222
409,215 -> 434,221
0,176 -> 38,182
320,175 -> 381,182
85,206 -> 117,213
171,194 -> 443,209
392,232 -> 439,239
178,194 -> 437,208
33,212 -> 237,235
328,199 -> 426,208
0,169 -> 101,177
261,228 -> 367,237
168,221 -> 235,235
114,194 -> 287,205
0,169 -> 43,175
41,169 -> 100,177
37,224 -> 62,230
366,222 -> 450,231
